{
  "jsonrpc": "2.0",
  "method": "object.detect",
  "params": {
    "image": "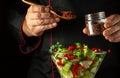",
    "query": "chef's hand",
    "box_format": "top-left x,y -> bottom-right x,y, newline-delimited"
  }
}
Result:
22,5 -> 60,37
83,14 -> 120,42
